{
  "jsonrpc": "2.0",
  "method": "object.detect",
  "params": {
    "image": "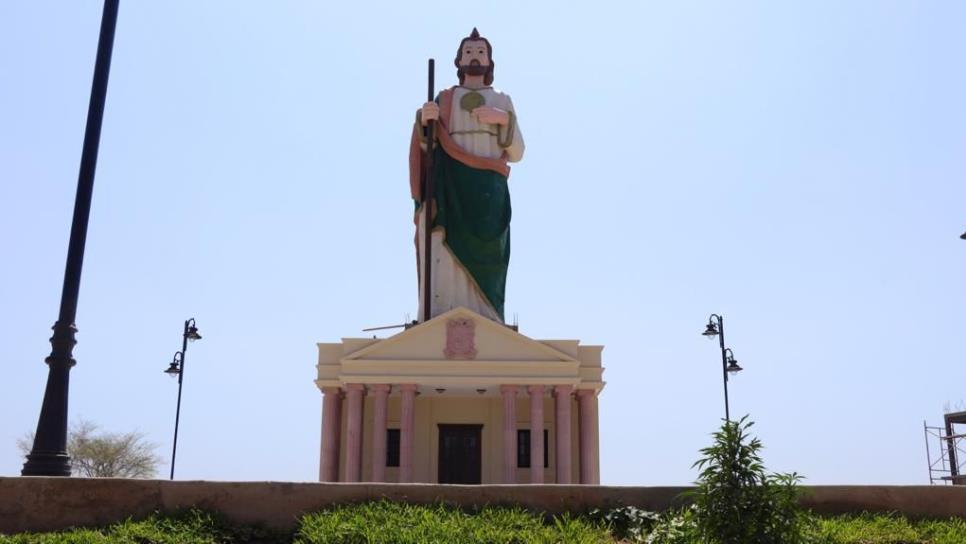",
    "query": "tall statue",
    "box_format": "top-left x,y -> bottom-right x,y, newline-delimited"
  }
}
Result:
409,28 -> 525,323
